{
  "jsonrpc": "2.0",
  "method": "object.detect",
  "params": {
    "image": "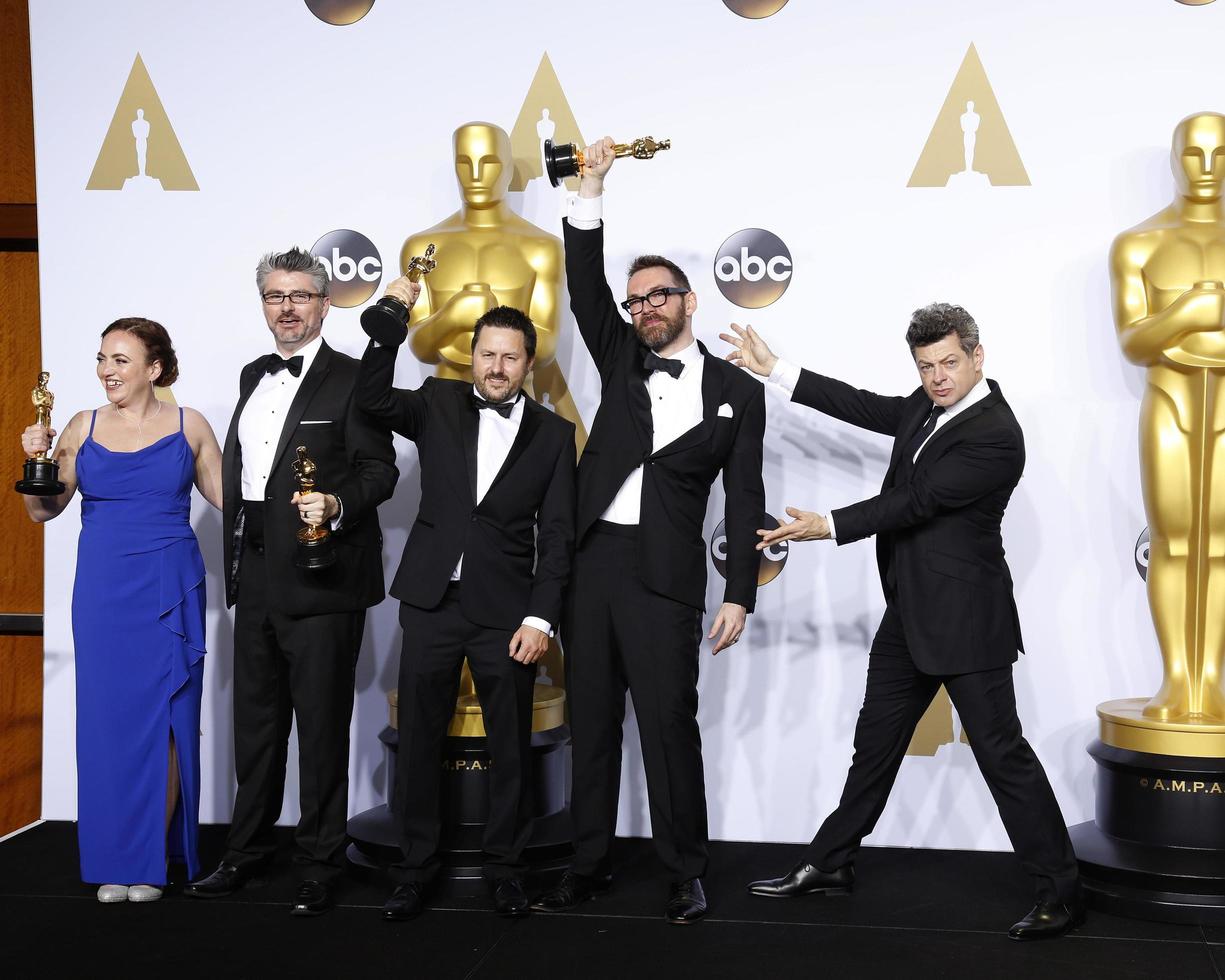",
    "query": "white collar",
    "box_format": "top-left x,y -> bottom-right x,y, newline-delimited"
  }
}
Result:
274,334 -> 324,375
